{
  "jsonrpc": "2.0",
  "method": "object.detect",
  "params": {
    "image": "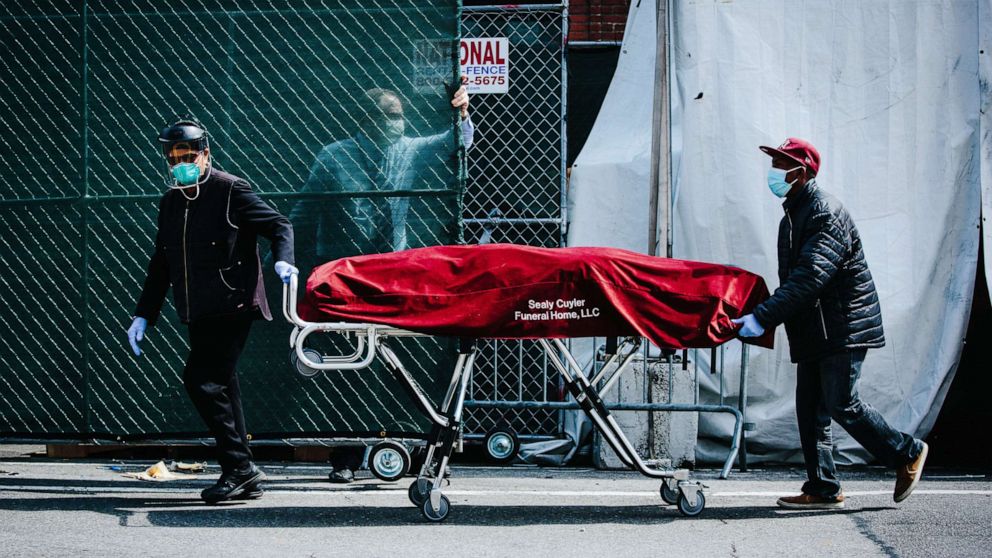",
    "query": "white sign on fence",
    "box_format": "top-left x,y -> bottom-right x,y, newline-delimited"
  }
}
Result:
460,38 -> 509,94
